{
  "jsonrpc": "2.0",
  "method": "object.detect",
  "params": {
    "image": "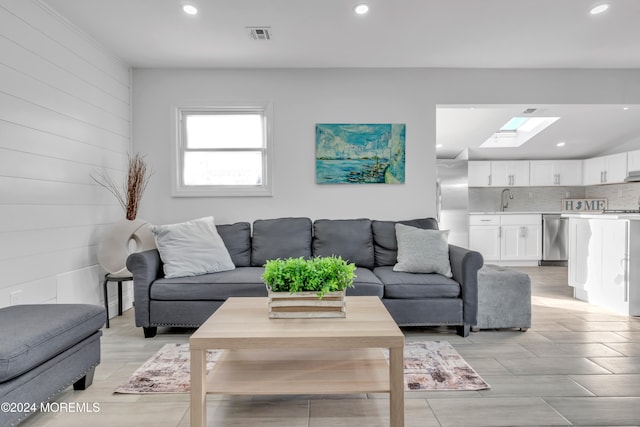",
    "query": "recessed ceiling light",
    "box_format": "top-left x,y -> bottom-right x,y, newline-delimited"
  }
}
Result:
182,4 -> 198,15
354,4 -> 369,15
557,141 -> 566,147
590,4 -> 609,15
436,144 -> 443,148
623,106 -> 630,110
